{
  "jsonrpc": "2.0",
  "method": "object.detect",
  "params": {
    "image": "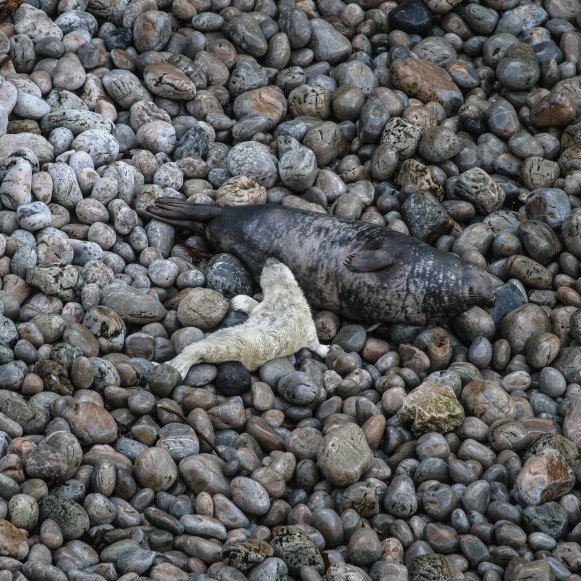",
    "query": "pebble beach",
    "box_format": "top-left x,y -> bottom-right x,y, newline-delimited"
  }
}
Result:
0,0 -> 579,579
